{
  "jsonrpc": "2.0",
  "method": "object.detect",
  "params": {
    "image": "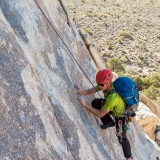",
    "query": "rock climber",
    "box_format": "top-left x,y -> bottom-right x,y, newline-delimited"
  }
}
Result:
76,68 -> 132,160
